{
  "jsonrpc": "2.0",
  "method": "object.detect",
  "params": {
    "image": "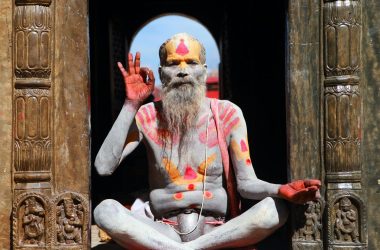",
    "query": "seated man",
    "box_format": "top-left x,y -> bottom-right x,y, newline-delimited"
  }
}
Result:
94,33 -> 321,249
